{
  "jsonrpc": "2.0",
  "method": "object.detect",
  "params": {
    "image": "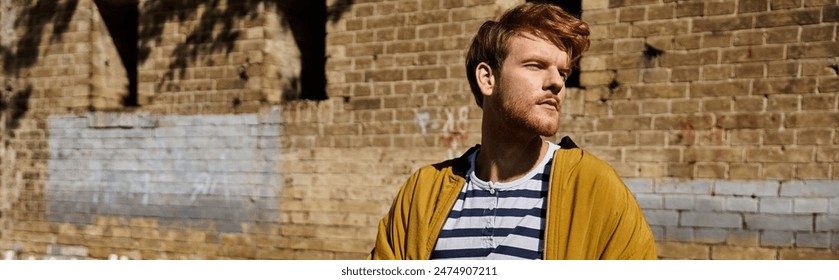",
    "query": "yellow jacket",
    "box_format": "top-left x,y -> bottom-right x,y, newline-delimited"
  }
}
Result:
369,137 -> 657,260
